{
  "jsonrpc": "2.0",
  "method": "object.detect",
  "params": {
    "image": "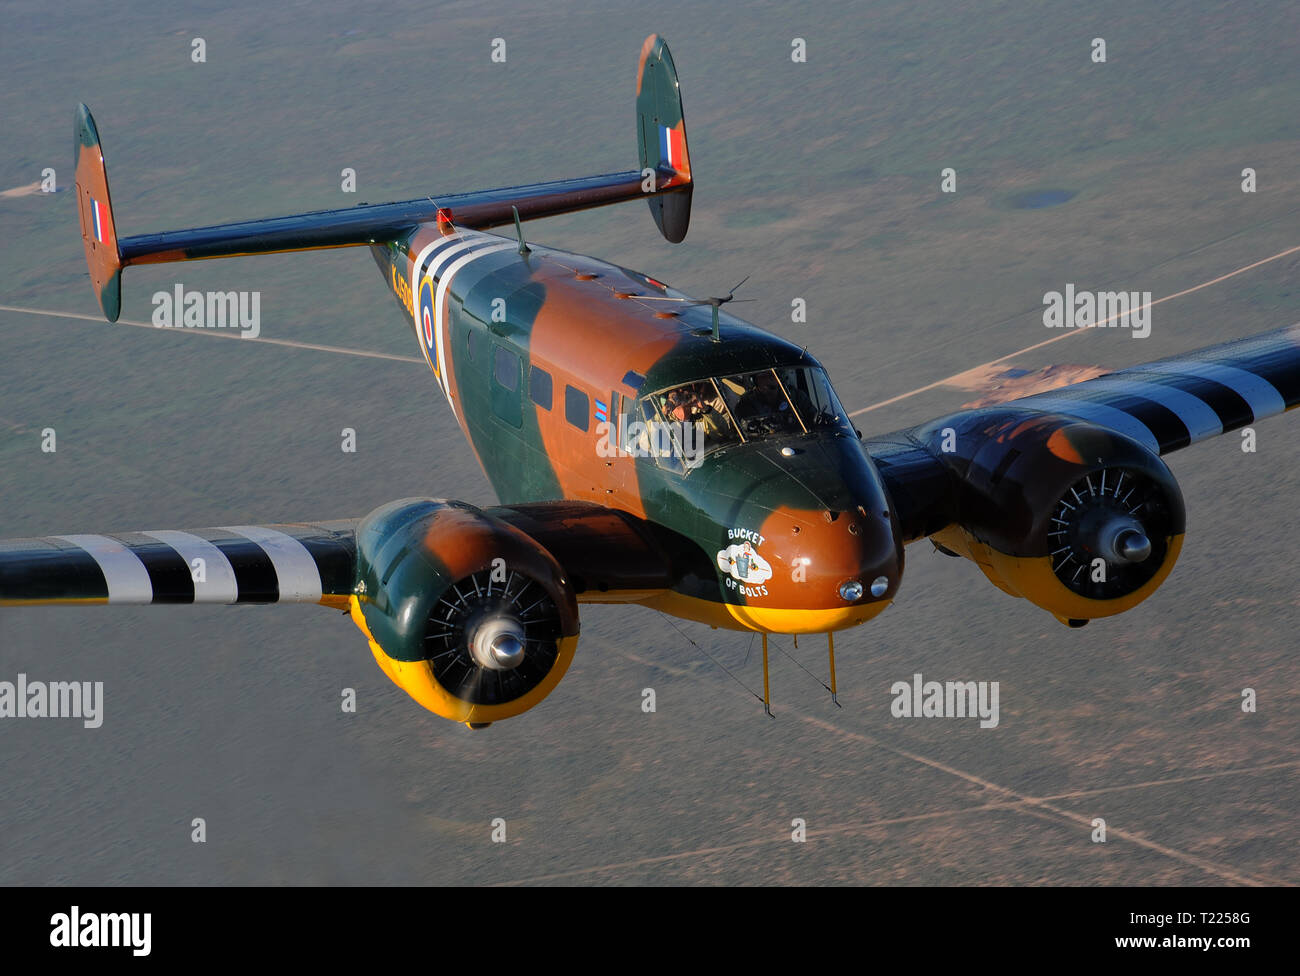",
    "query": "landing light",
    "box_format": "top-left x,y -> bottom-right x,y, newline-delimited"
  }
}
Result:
870,576 -> 890,598
839,581 -> 864,602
